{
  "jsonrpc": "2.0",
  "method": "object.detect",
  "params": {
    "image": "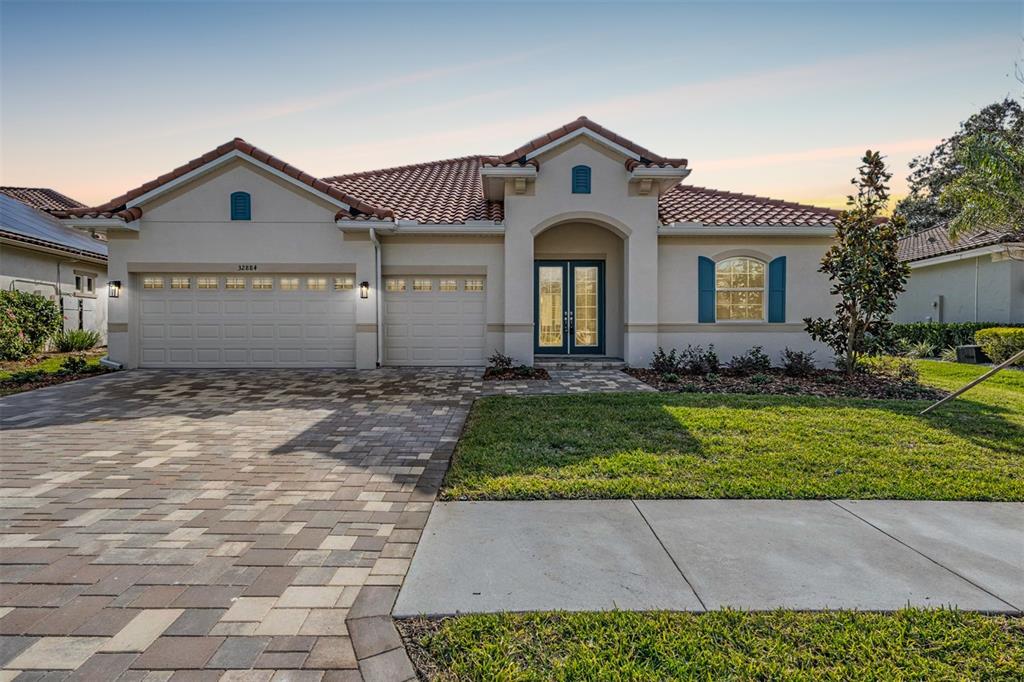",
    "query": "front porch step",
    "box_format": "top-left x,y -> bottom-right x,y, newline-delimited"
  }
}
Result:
534,357 -> 627,371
